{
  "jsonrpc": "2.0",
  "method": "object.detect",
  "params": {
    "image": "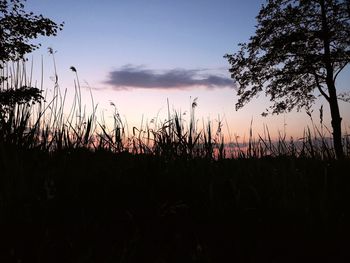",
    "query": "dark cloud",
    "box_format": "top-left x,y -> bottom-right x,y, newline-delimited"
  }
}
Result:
105,65 -> 235,90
